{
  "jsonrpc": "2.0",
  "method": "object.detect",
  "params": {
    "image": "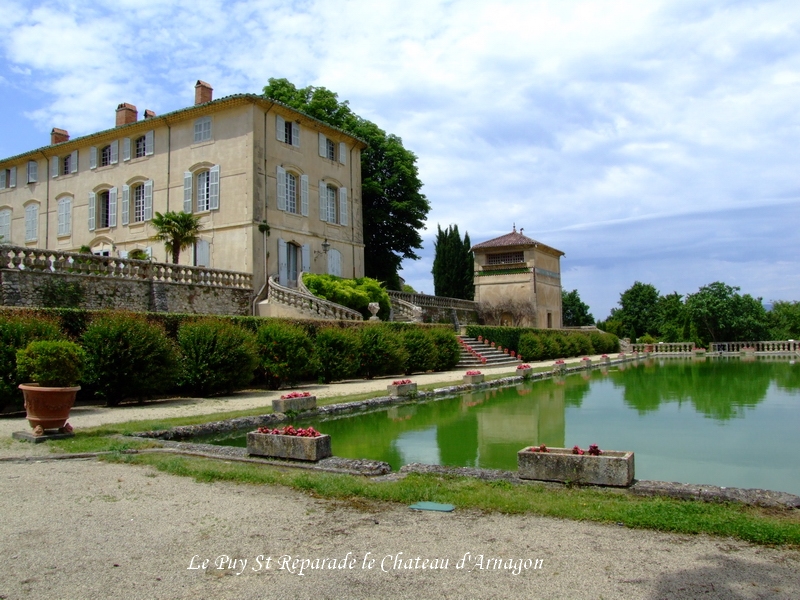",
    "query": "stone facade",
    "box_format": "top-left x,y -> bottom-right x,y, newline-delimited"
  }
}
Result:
471,227 -> 563,328
0,80 -> 367,305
